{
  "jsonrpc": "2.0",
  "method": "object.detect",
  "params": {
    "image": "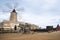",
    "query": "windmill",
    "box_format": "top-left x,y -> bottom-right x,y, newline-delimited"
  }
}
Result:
2,2 -> 24,21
